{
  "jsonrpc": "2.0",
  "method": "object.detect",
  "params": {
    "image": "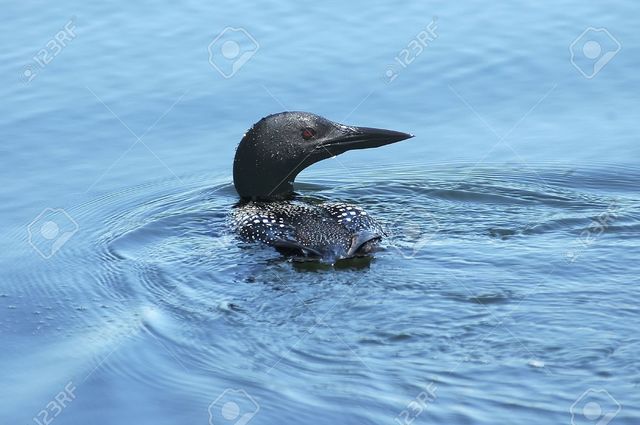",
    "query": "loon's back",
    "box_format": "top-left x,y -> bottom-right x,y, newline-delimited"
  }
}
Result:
231,201 -> 383,261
